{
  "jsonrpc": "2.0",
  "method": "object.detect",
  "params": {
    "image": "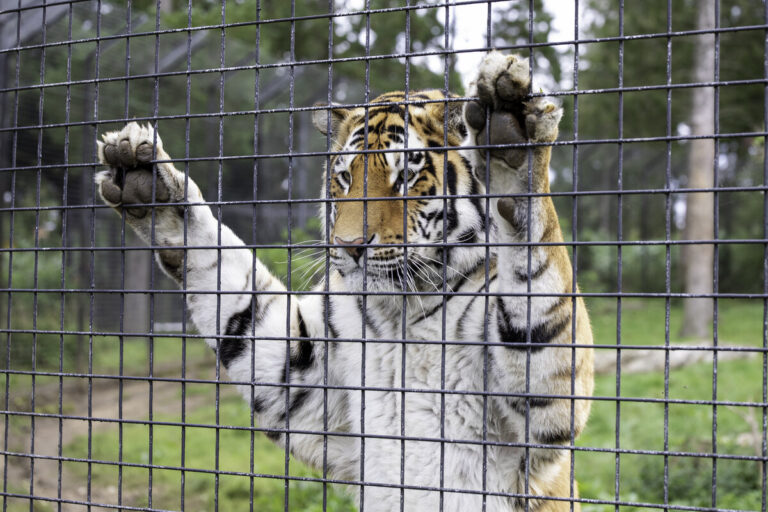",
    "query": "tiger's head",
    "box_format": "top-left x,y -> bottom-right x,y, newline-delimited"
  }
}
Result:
312,90 -> 487,292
